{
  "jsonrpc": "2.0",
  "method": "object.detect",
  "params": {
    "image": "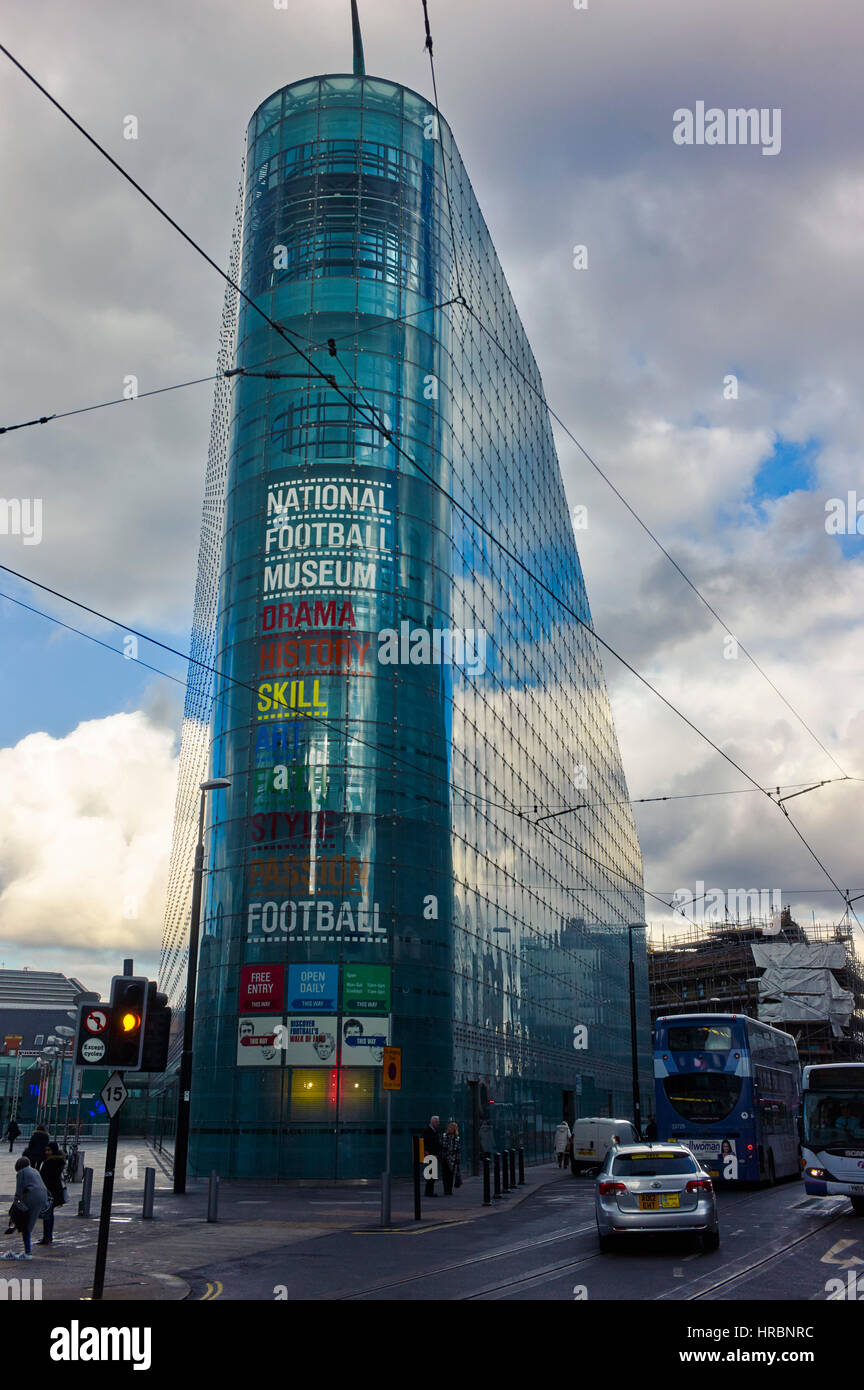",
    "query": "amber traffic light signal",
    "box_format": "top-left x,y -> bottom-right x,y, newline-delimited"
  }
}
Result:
105,975 -> 148,1069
